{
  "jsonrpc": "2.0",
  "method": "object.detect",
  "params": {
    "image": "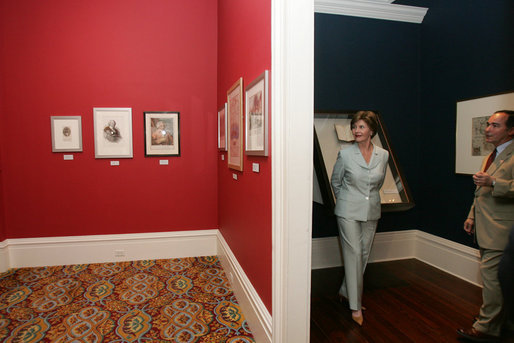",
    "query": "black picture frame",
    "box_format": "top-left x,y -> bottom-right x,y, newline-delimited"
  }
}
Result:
144,111 -> 180,157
